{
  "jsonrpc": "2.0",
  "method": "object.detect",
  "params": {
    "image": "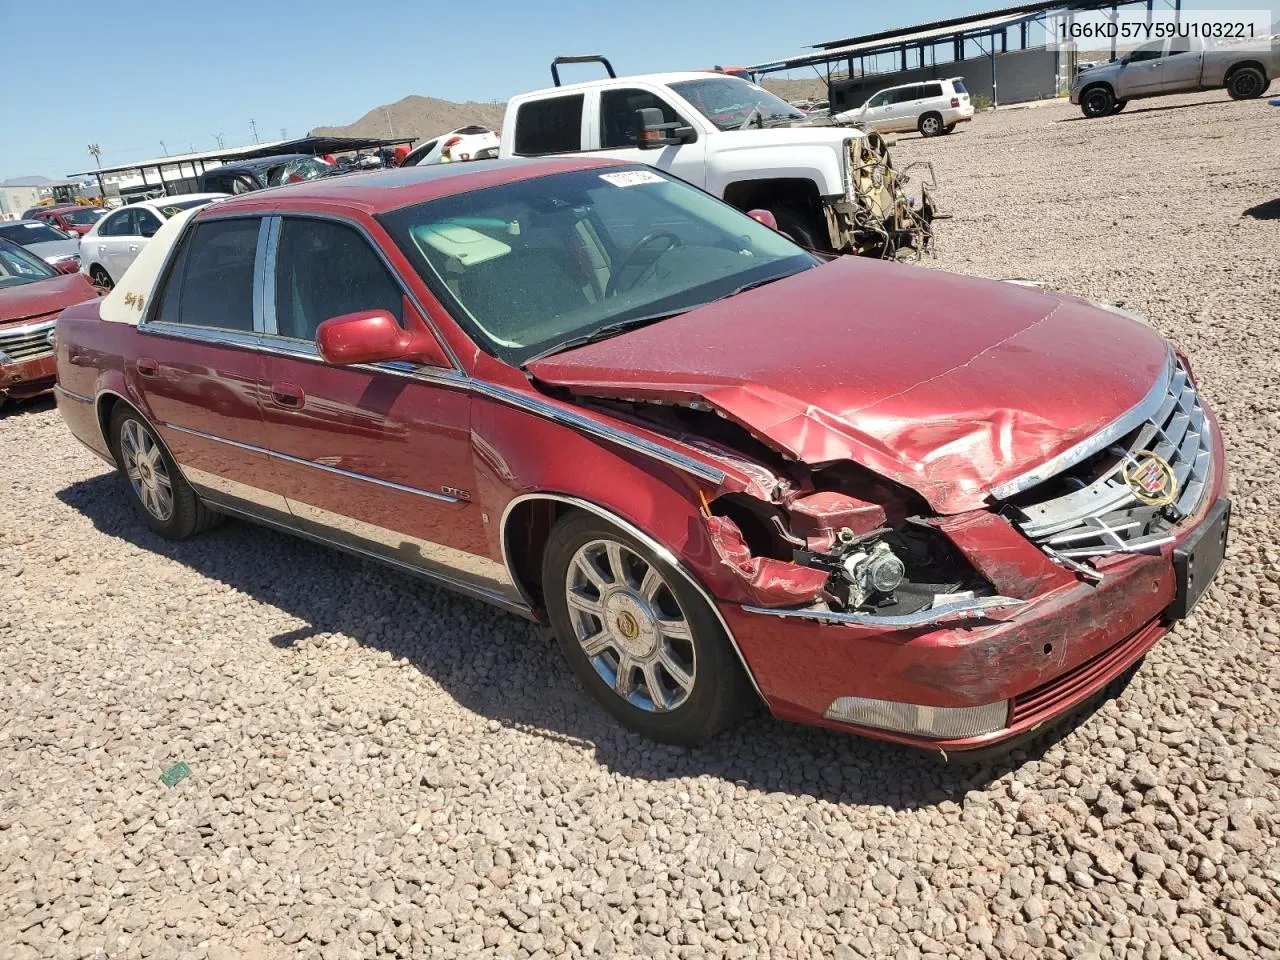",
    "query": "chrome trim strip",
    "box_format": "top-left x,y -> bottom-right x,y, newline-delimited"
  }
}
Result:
142,320 -> 263,350
498,493 -> 765,700
474,382 -> 726,485
207,500 -> 534,619
261,216 -> 281,336
989,348 -> 1176,502
742,594 -> 1025,629
54,384 -> 93,404
0,317 -> 58,339
162,421 -> 461,503
252,217 -> 271,334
